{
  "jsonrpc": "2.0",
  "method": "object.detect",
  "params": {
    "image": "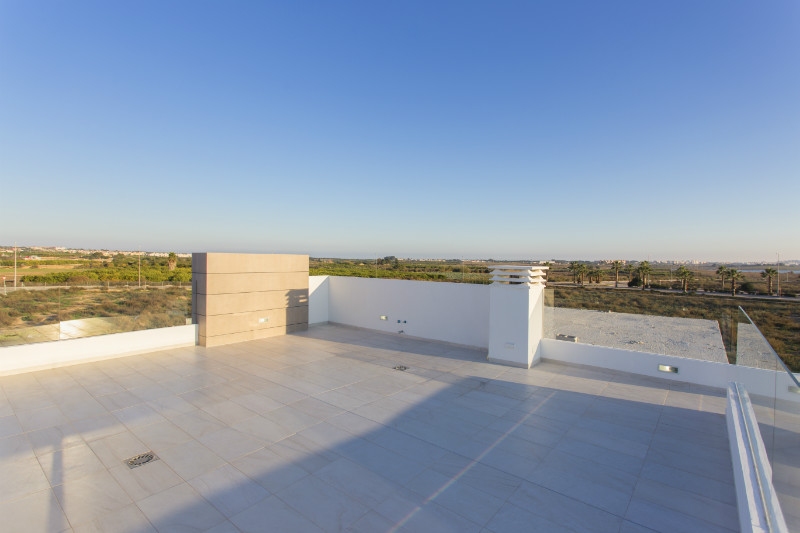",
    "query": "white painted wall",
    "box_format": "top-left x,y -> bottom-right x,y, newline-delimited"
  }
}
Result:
540,338 -> 800,401
0,325 -> 198,376
541,338 -> 732,387
326,277 -> 490,348
488,284 -> 546,368
312,275 -> 798,400
309,275 -> 330,324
